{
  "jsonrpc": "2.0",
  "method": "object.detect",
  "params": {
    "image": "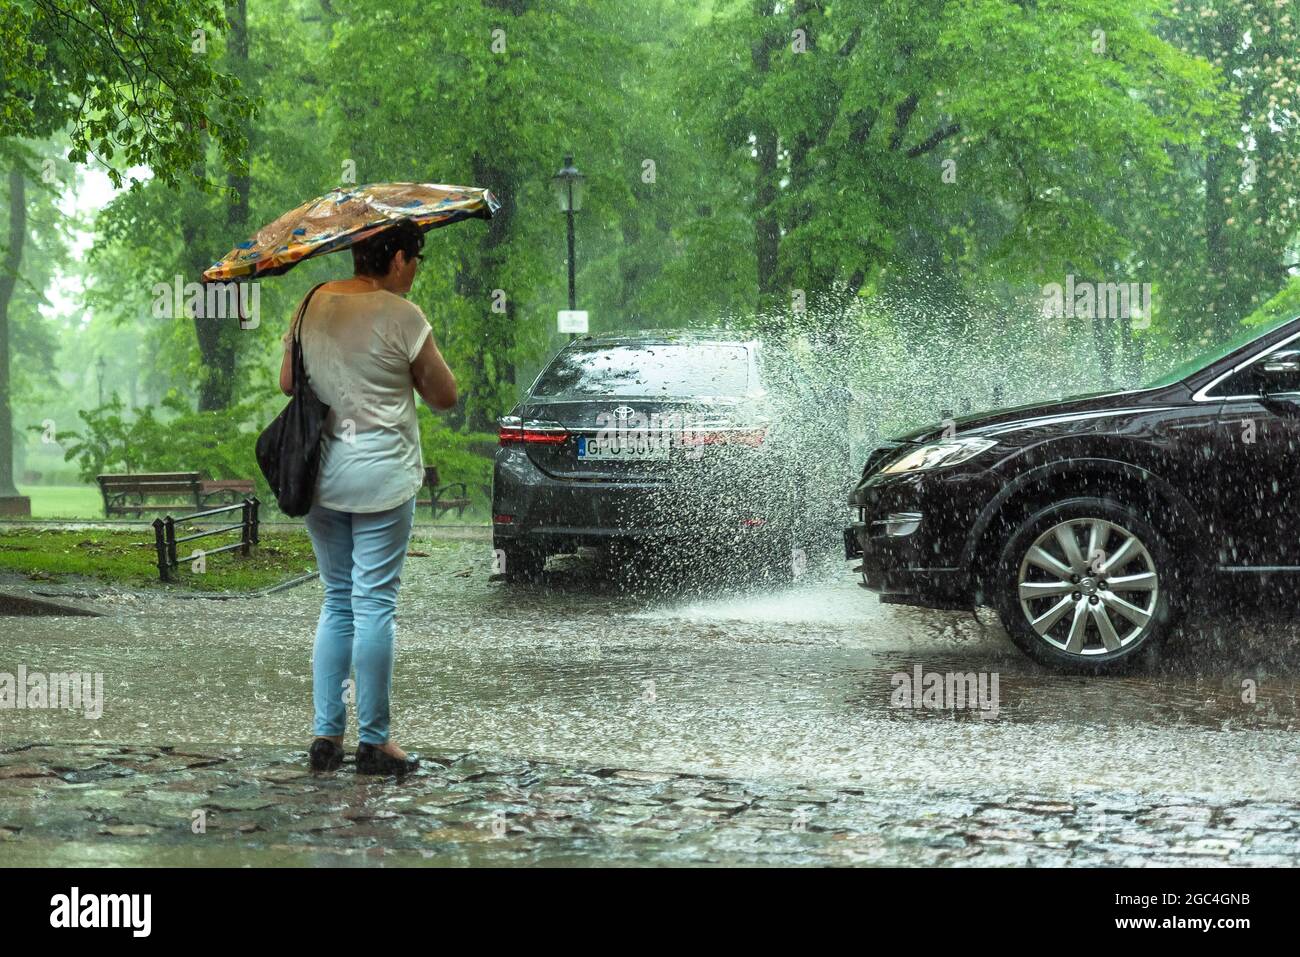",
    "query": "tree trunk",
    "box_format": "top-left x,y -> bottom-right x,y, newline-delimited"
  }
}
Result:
188,0 -> 251,412
454,154 -> 516,433
187,233 -> 240,410
751,0 -> 780,316
0,166 -> 25,497
618,214 -> 644,328
222,0 -> 251,408
226,0 -> 251,237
